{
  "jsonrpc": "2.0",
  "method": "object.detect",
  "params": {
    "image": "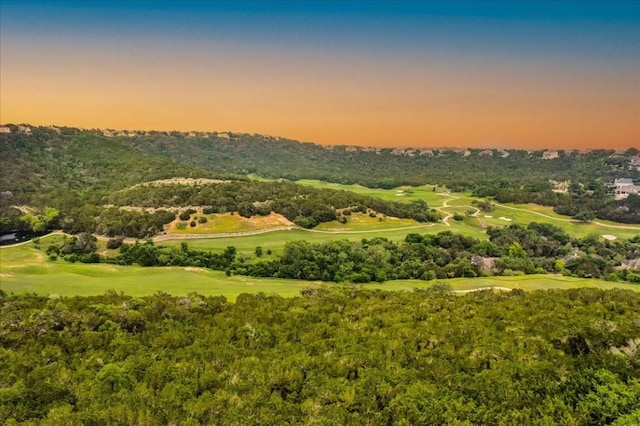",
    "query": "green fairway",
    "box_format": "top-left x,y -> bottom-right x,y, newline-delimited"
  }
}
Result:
268,178 -> 640,241
2,241 -> 638,299
314,213 -> 423,231
159,223 -> 488,255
